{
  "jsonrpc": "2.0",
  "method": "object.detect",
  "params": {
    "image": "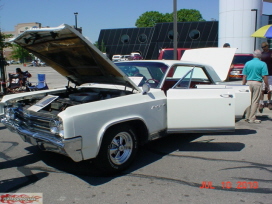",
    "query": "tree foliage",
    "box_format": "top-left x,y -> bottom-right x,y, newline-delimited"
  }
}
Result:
177,9 -> 204,22
11,44 -> 32,62
0,32 -> 13,50
135,9 -> 205,27
135,11 -> 165,27
93,40 -> 106,53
